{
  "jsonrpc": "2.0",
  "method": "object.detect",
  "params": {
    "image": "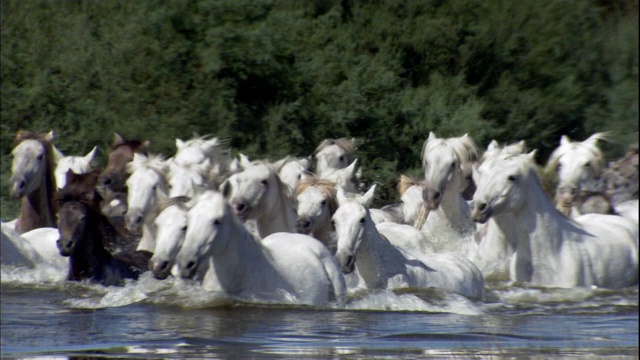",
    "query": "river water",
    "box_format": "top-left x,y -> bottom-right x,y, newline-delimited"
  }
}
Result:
1,265 -> 638,359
